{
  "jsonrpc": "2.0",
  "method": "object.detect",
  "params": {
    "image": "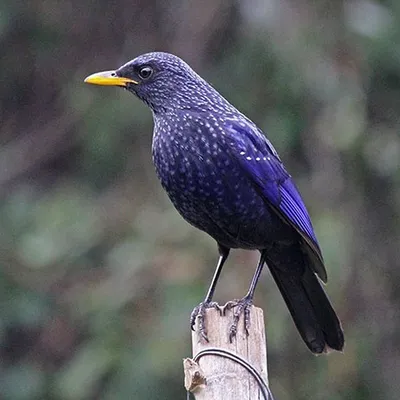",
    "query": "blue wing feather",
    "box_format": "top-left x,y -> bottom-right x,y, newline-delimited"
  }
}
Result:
279,179 -> 318,245
224,120 -> 326,280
